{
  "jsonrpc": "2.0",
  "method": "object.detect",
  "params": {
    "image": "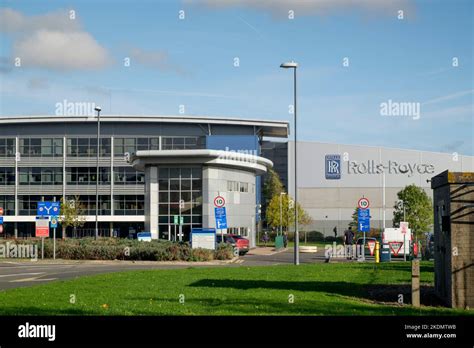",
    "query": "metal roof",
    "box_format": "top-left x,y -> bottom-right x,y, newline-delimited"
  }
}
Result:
0,115 -> 289,138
